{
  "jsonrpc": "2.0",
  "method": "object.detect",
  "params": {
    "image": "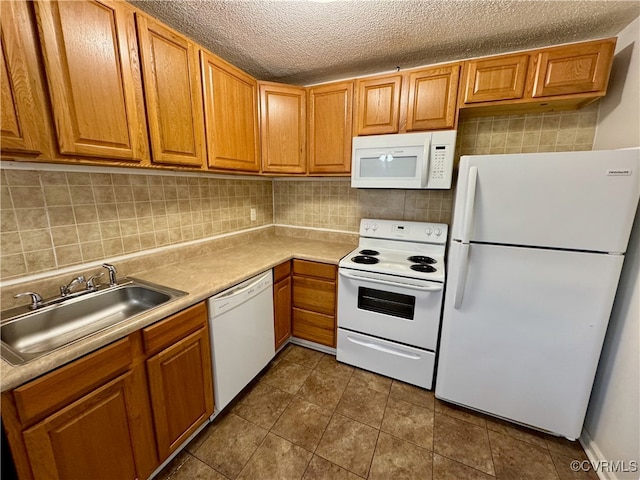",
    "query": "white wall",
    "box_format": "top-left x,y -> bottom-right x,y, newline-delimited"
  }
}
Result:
584,16 -> 640,480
